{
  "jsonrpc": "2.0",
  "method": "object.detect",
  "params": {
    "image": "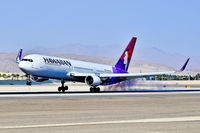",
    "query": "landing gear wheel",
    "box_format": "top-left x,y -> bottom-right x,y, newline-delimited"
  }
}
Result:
26,74 -> 32,86
58,86 -> 68,93
58,79 -> 69,93
90,87 -> 100,93
64,86 -> 68,90
26,81 -> 32,86
58,87 -> 62,92
96,87 -> 100,92
90,87 -> 94,93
